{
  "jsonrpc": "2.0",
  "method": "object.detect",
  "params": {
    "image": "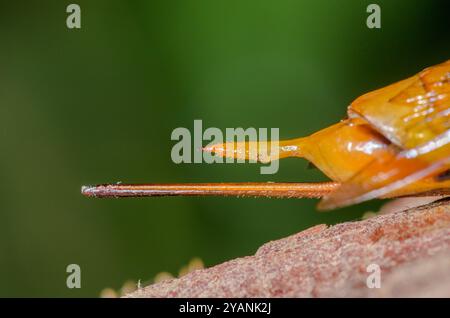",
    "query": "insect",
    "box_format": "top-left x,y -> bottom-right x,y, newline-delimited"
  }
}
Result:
82,60 -> 450,210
